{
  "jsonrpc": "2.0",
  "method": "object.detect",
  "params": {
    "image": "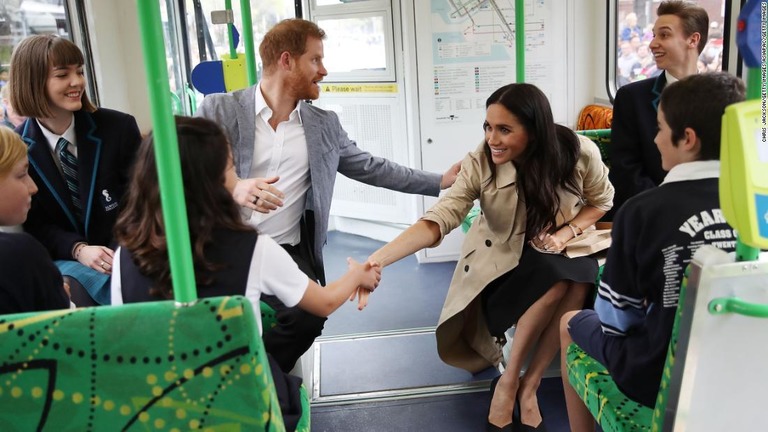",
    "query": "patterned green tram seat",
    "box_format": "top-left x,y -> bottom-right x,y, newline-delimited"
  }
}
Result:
0,296 -> 301,431
565,268 -> 690,432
